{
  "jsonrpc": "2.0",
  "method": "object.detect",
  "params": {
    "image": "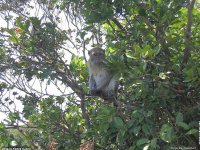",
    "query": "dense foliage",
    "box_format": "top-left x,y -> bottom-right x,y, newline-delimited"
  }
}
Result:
0,0 -> 199,149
